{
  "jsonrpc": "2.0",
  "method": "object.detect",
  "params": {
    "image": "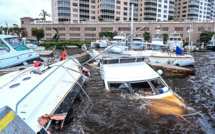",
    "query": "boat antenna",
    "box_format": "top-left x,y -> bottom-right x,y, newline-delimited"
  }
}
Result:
82,23 -> 150,65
